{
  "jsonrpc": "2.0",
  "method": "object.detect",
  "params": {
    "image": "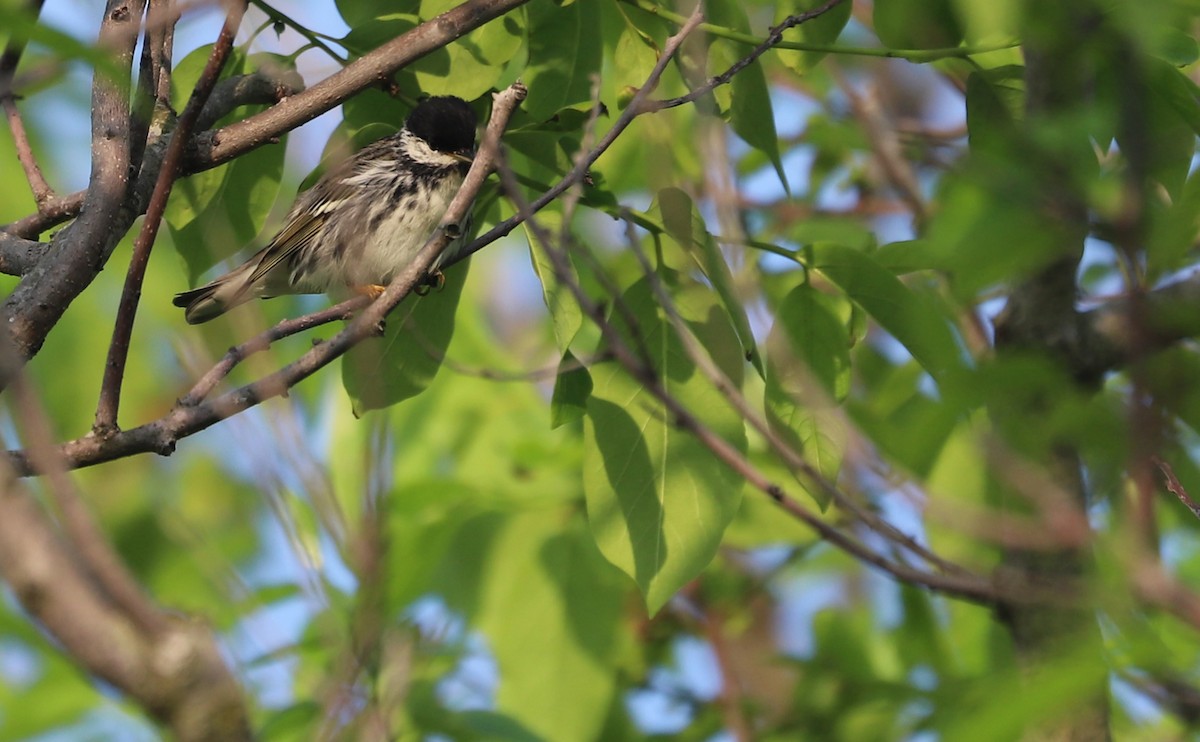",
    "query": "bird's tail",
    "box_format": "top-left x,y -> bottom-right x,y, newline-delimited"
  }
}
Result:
172,262 -> 260,324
